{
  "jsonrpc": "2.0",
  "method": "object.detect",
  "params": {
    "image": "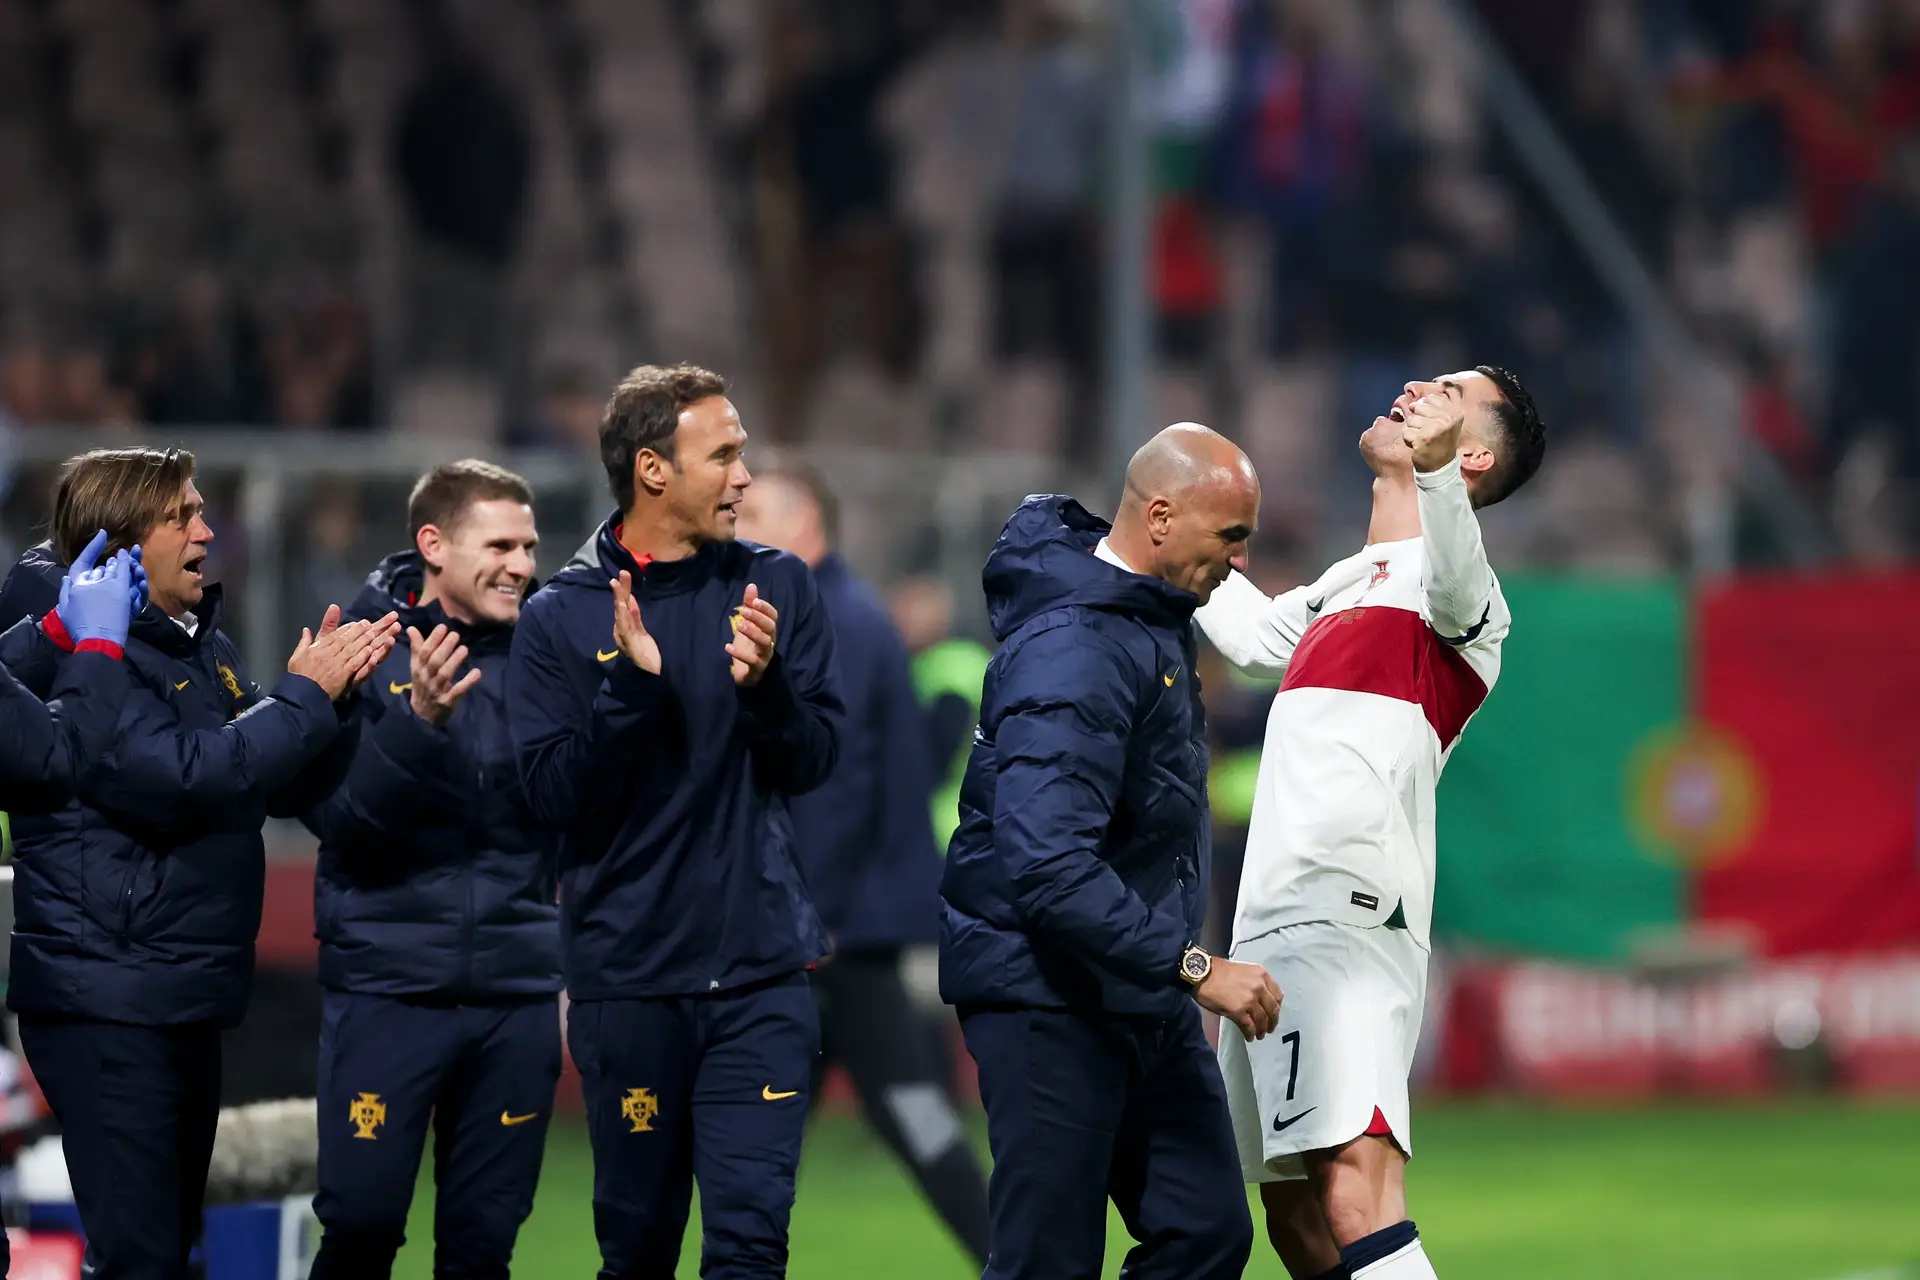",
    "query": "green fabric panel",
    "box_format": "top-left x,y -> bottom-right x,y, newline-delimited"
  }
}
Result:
1209,750 -> 1261,825
1433,577 -> 1687,961
912,638 -> 991,853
